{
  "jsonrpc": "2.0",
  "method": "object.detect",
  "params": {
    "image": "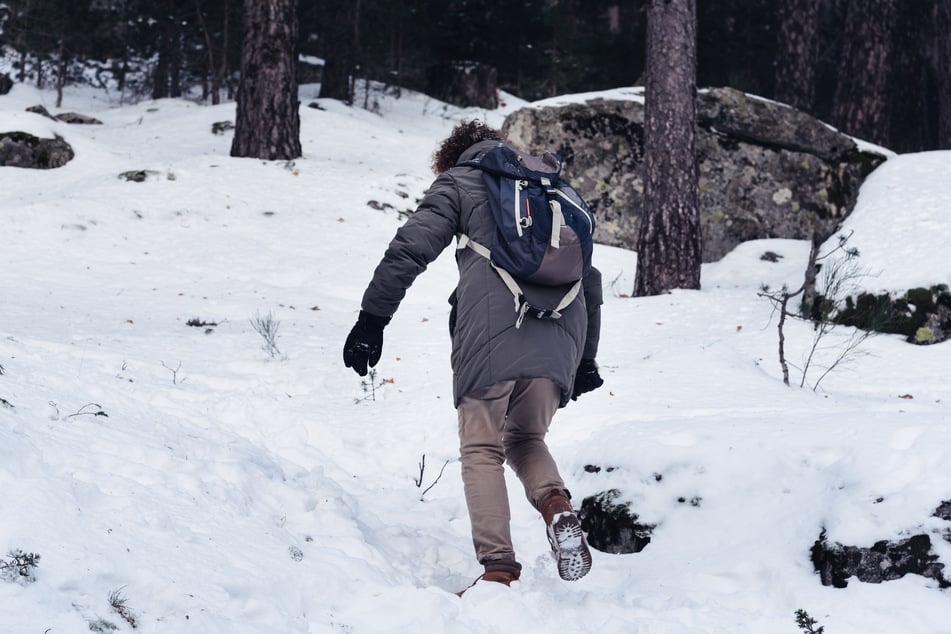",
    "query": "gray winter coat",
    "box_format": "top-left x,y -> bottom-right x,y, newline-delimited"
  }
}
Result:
361,140 -> 602,407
